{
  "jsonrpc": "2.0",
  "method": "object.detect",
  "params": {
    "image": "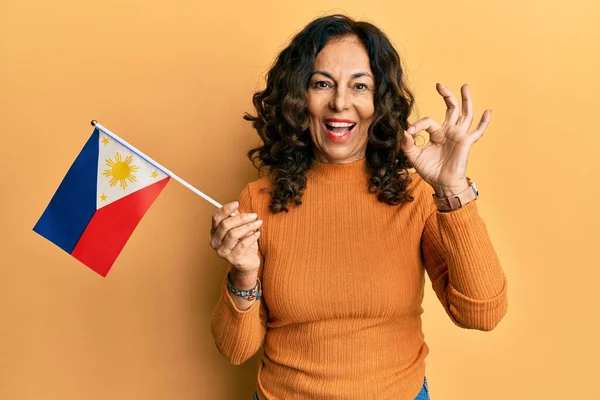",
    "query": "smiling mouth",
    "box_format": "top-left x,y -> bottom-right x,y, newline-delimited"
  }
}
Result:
324,122 -> 356,136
